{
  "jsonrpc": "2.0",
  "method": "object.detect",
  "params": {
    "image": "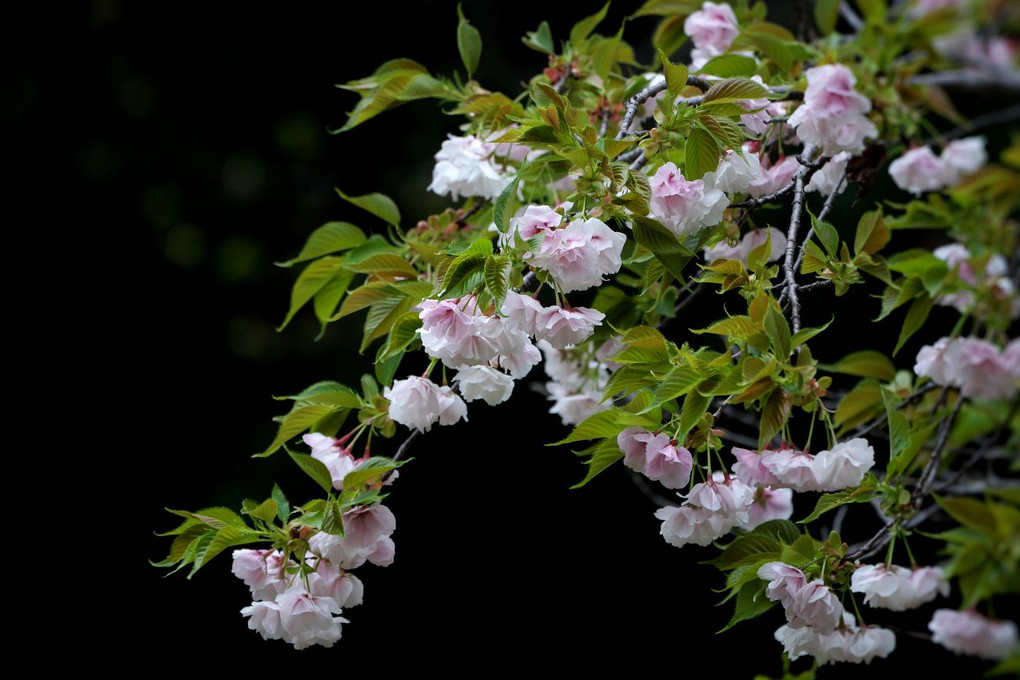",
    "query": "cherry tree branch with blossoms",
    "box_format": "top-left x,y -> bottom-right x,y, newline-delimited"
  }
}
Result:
156,0 -> 1020,674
